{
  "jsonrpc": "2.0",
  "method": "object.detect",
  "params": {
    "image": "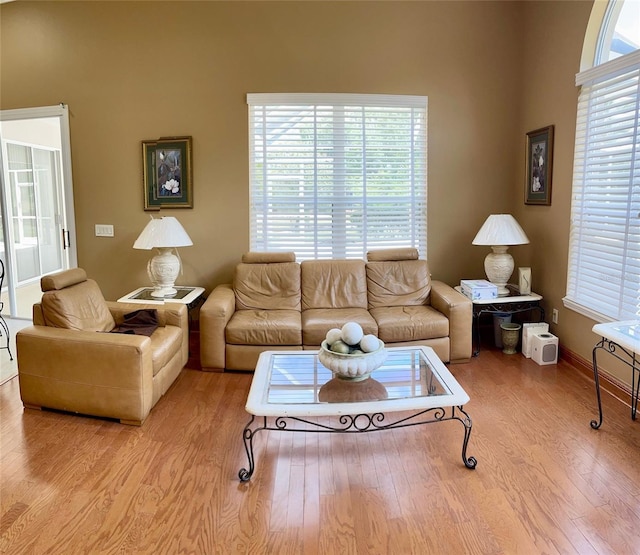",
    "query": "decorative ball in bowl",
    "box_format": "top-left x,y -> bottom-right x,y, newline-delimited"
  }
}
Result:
318,322 -> 388,381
